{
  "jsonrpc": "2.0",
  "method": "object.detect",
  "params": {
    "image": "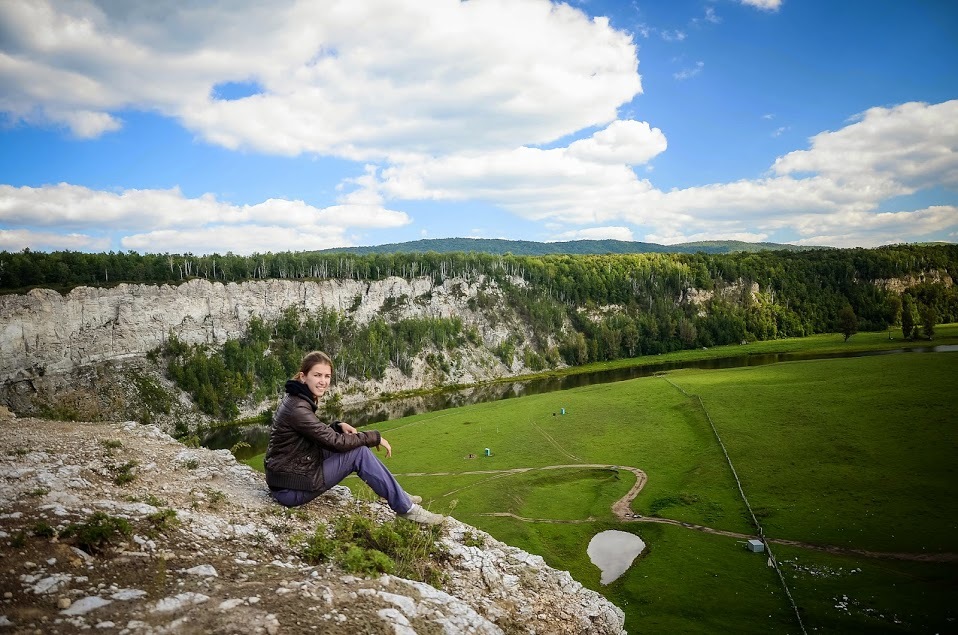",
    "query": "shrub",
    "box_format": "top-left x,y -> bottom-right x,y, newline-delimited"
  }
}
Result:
494,339 -> 516,366
61,511 -> 132,553
341,545 -> 395,576
205,488 -> 226,509
143,494 -> 166,507
178,435 -> 201,448
301,524 -> 338,564
146,508 -> 180,535
298,511 -> 448,587
11,530 -> 26,548
129,373 -> 172,415
32,521 -> 56,539
112,460 -> 139,486
523,349 -> 545,372
229,441 -> 251,456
